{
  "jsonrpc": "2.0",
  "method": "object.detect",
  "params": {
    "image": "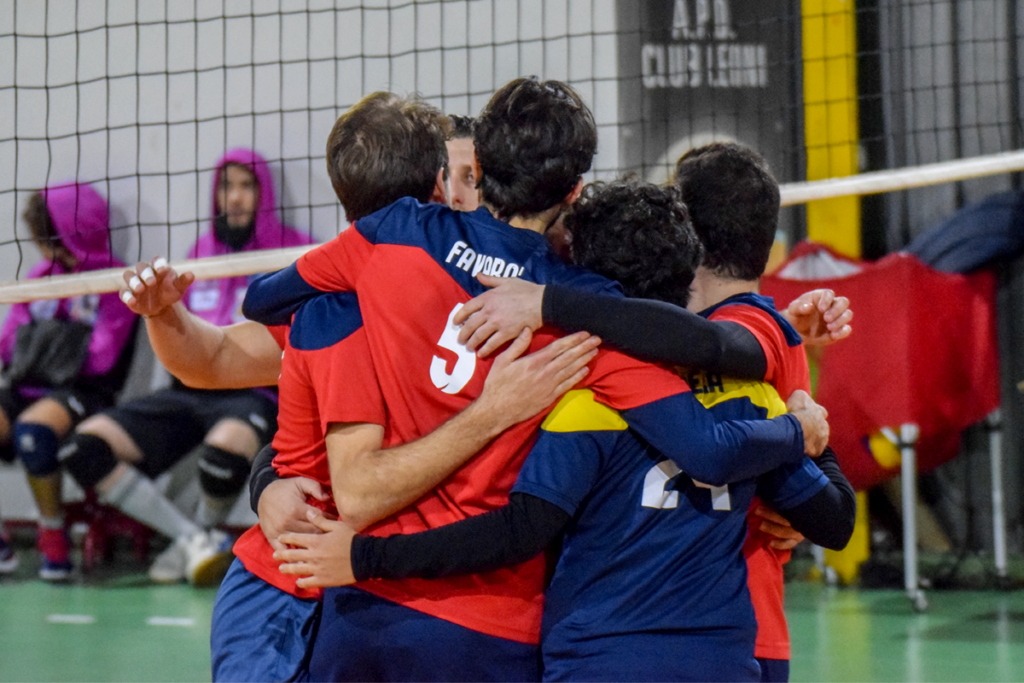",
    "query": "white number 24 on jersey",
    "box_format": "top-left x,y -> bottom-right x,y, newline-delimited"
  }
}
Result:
430,303 -> 477,395
641,460 -> 731,511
